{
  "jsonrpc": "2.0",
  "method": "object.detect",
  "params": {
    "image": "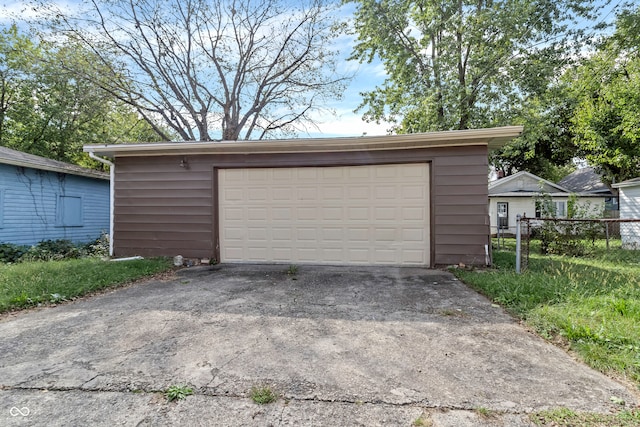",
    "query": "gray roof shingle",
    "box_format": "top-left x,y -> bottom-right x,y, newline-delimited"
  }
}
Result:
558,167 -> 611,194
